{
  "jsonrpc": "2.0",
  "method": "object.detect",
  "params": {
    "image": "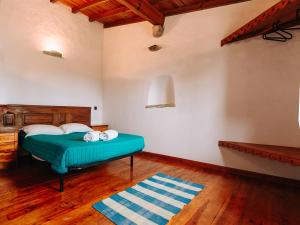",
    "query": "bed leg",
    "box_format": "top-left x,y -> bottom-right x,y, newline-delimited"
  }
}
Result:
130,155 -> 133,168
59,174 -> 64,192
